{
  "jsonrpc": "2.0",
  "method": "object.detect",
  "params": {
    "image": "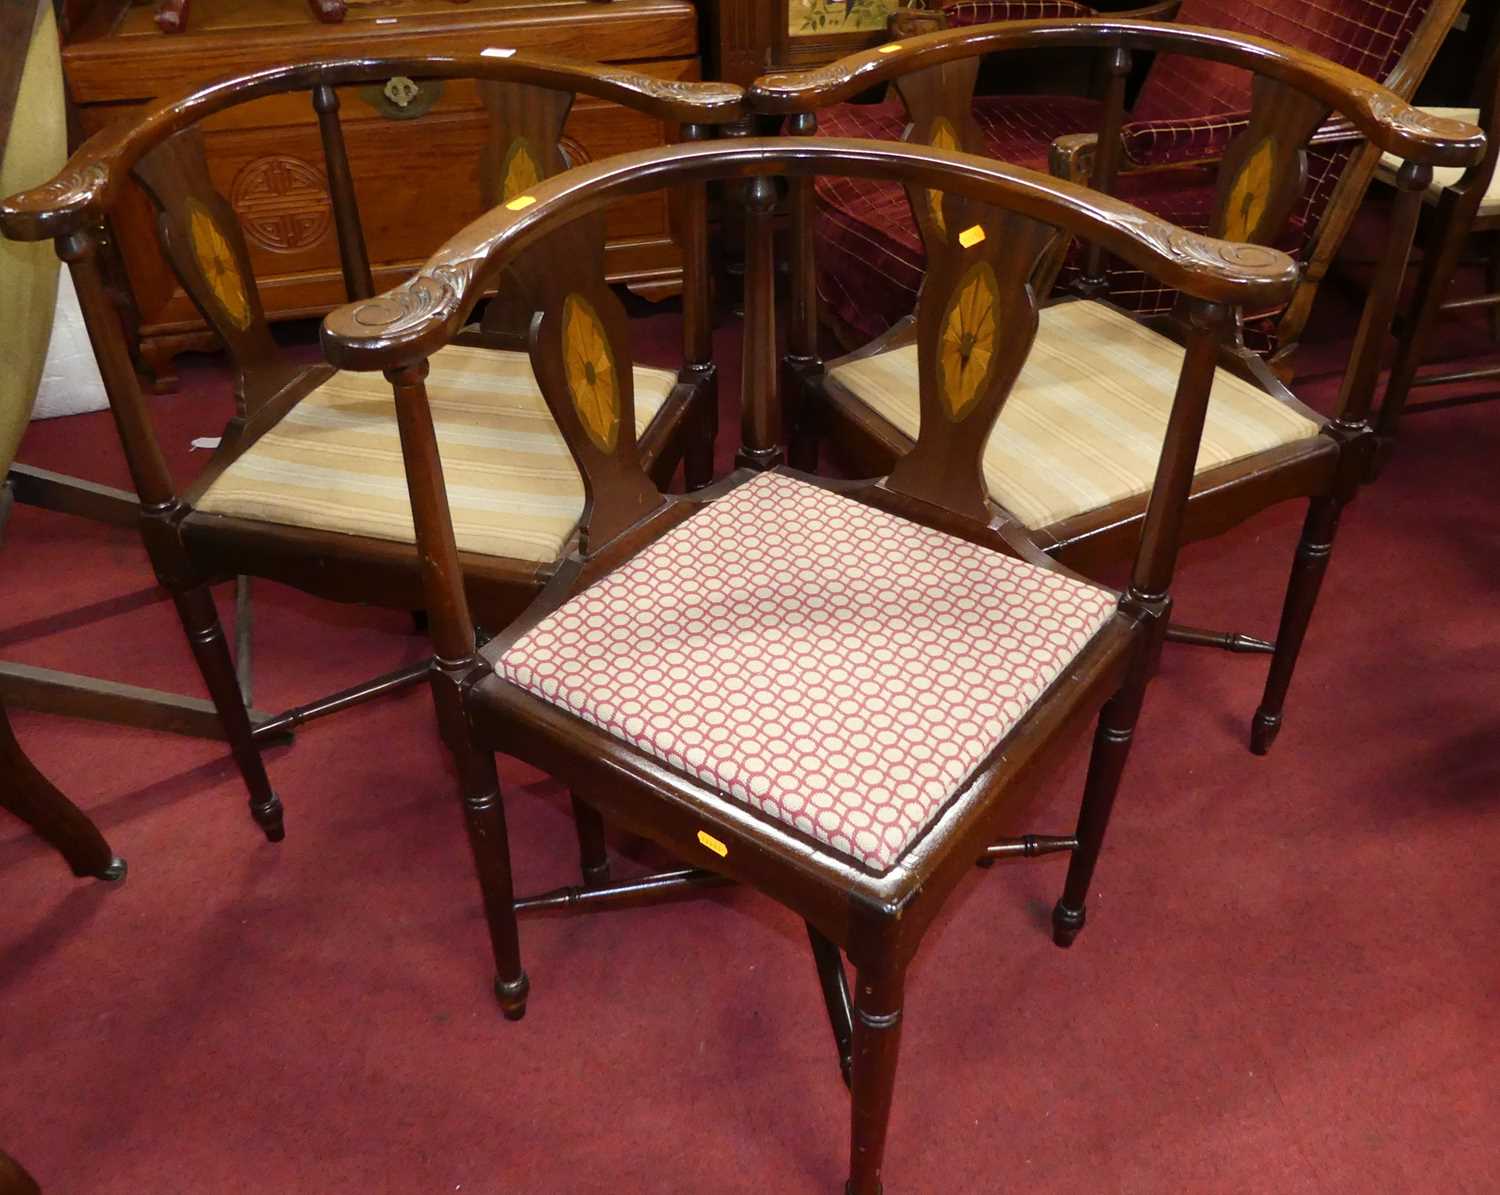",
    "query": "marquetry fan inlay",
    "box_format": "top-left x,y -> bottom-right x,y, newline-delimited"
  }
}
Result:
501,138 -> 544,203
562,293 -> 620,451
1223,138 -> 1275,241
186,199 -> 251,329
937,260 -> 999,420
925,117 -> 959,234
